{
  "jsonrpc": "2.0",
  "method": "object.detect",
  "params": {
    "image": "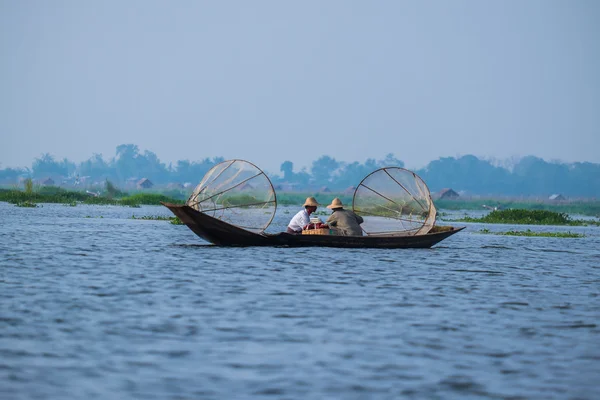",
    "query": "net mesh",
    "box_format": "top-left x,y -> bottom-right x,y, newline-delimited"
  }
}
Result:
186,160 -> 277,233
352,167 -> 436,236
